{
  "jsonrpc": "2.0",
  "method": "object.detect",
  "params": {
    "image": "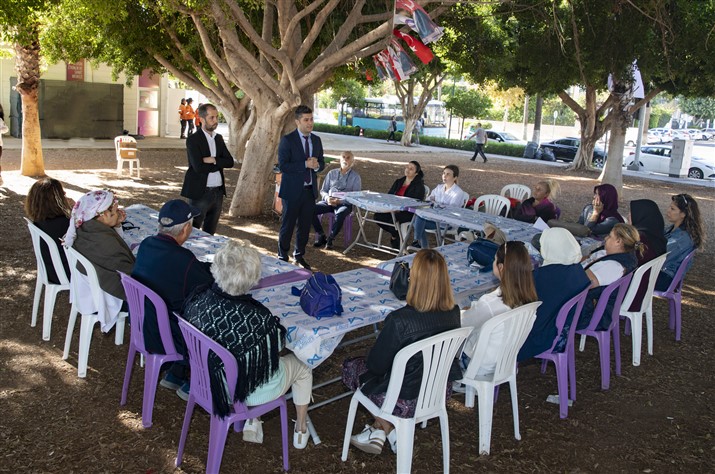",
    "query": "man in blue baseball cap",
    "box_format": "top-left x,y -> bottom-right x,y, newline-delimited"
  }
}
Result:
131,199 -> 214,400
